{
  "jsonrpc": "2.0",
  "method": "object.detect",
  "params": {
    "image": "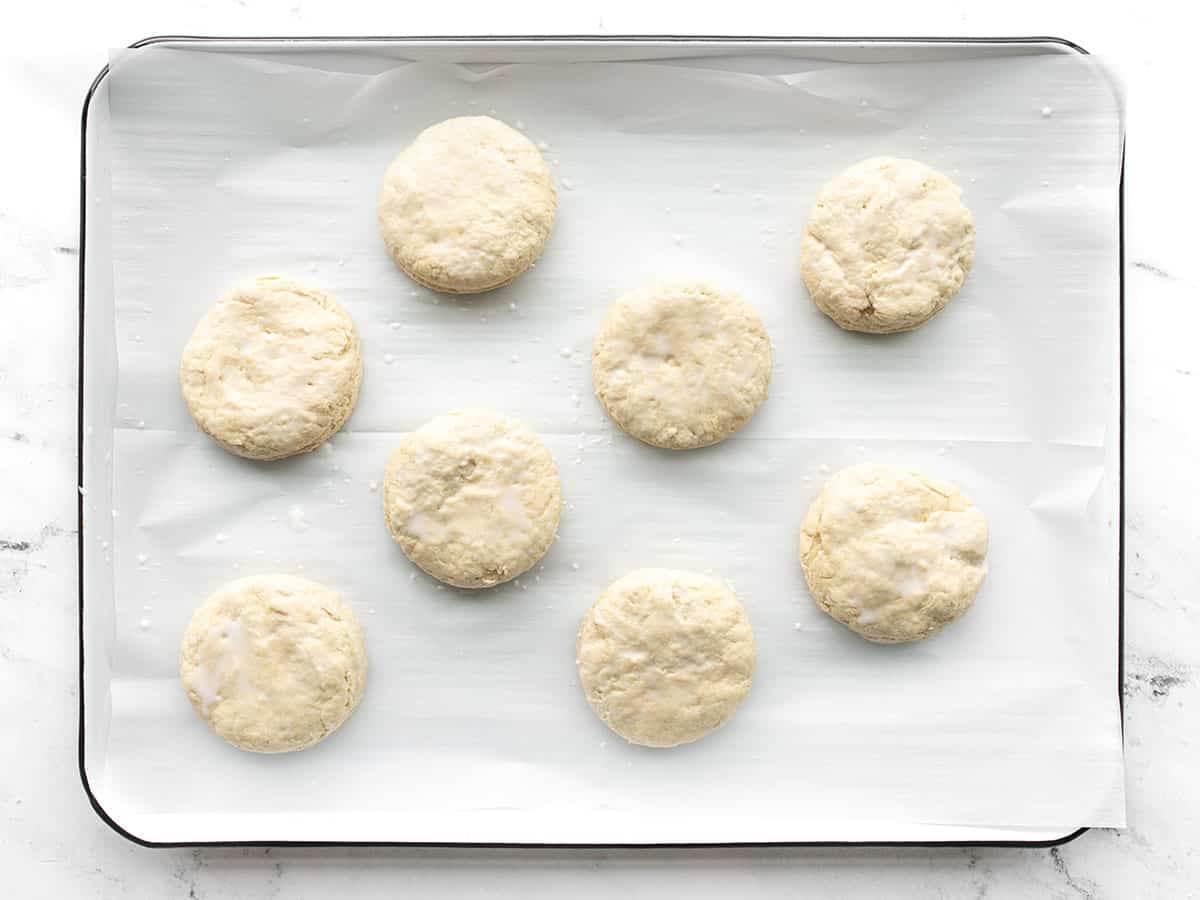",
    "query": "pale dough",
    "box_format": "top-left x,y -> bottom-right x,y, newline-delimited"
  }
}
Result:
576,568 -> 756,748
800,157 -> 975,334
179,574 -> 368,753
591,280 -> 772,449
377,116 -> 557,294
799,463 -> 989,643
180,276 -> 362,460
382,409 -> 562,588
